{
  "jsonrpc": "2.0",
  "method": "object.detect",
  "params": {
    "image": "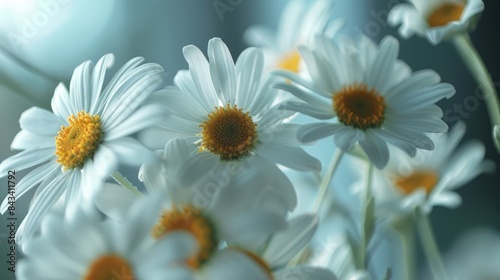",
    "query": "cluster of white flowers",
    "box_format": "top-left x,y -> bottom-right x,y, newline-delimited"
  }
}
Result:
1,0 -> 497,279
